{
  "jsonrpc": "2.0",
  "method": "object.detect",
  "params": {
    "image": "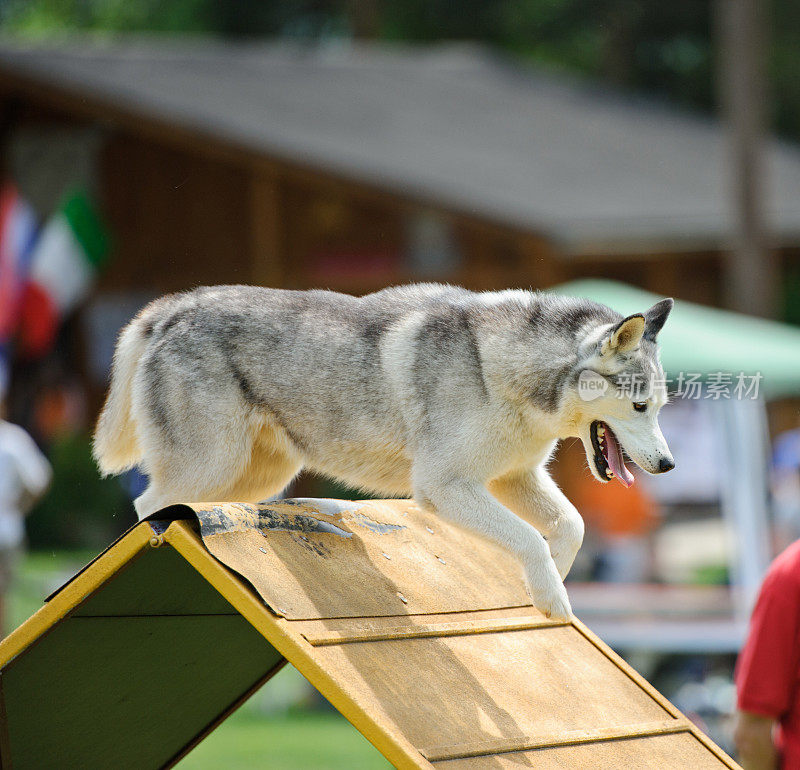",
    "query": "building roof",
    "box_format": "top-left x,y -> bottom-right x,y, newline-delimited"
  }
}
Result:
1,37 -> 800,254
